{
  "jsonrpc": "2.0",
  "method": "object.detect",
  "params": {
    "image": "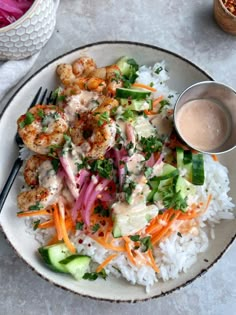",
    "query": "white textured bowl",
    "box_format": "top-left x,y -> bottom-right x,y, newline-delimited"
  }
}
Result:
0,0 -> 59,60
0,42 -> 235,302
